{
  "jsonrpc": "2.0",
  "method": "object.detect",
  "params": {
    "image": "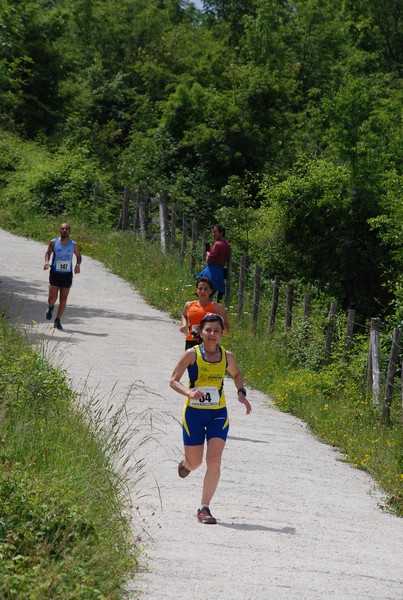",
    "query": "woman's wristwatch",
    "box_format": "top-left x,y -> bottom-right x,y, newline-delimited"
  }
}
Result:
237,387 -> 247,397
